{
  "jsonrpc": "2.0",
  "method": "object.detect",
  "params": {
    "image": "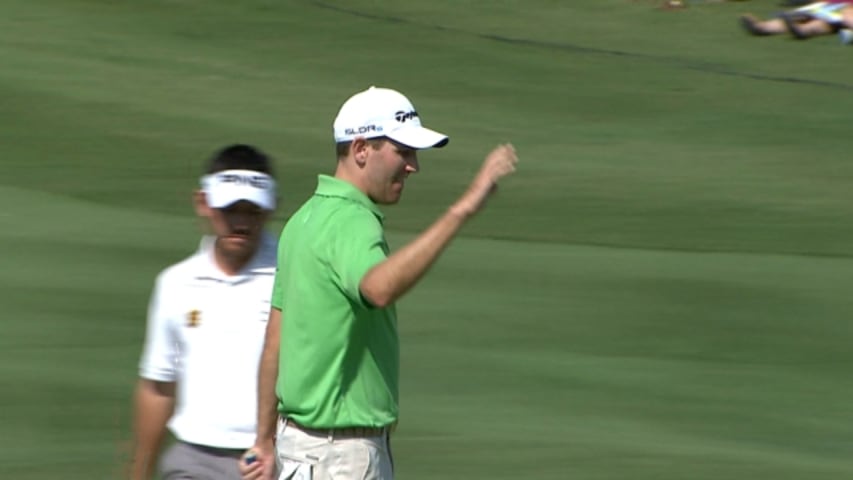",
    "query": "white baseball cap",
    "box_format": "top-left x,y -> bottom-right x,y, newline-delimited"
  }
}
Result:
200,169 -> 277,210
333,86 -> 449,149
